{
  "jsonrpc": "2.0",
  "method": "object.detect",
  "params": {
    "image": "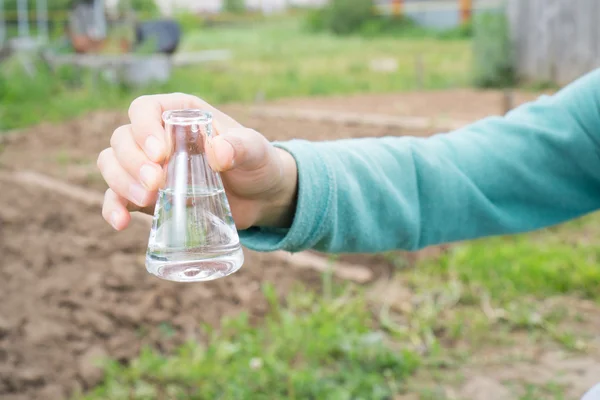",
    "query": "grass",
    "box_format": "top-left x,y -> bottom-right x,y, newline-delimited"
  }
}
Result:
76,213 -> 600,399
0,15 -> 471,131
5,12 -> 597,400
80,283 -> 420,400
